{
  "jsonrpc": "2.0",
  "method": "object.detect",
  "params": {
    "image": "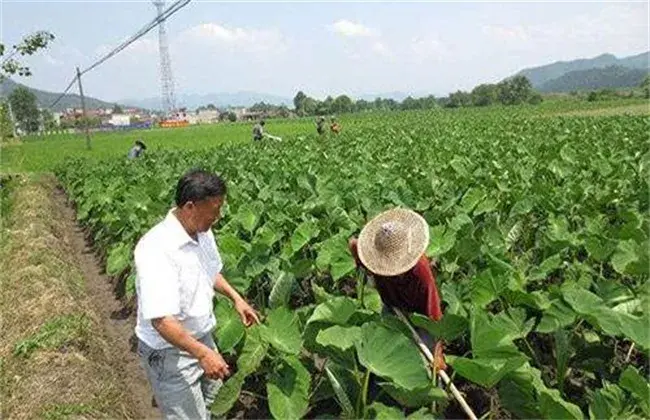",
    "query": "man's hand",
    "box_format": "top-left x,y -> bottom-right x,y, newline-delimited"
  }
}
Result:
234,298 -> 261,327
199,349 -> 231,380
